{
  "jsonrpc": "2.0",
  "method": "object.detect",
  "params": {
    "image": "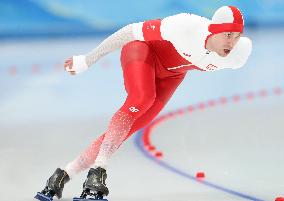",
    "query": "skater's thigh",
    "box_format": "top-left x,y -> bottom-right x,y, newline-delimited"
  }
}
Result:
120,40 -> 156,99
155,74 -> 187,104
120,40 -> 155,66
125,74 -> 187,137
